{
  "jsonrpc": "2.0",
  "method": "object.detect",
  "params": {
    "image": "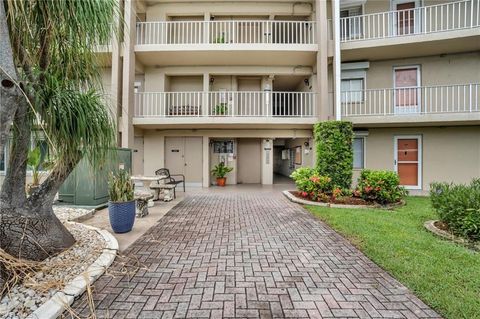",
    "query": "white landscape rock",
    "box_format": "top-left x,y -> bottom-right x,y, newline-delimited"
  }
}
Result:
0,221 -> 118,319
